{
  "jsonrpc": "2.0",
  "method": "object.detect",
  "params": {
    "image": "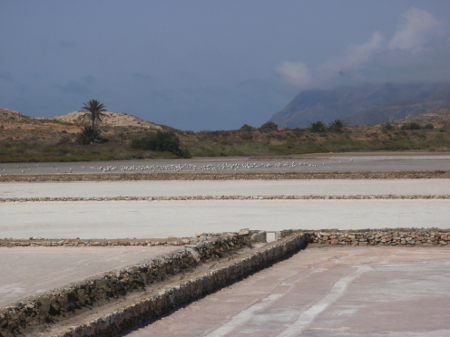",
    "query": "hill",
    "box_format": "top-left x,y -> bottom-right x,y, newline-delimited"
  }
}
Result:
1,105 -> 449,163
41,111 -> 162,130
0,109 -> 163,142
0,108 -> 31,123
390,105 -> 450,130
271,83 -> 450,128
